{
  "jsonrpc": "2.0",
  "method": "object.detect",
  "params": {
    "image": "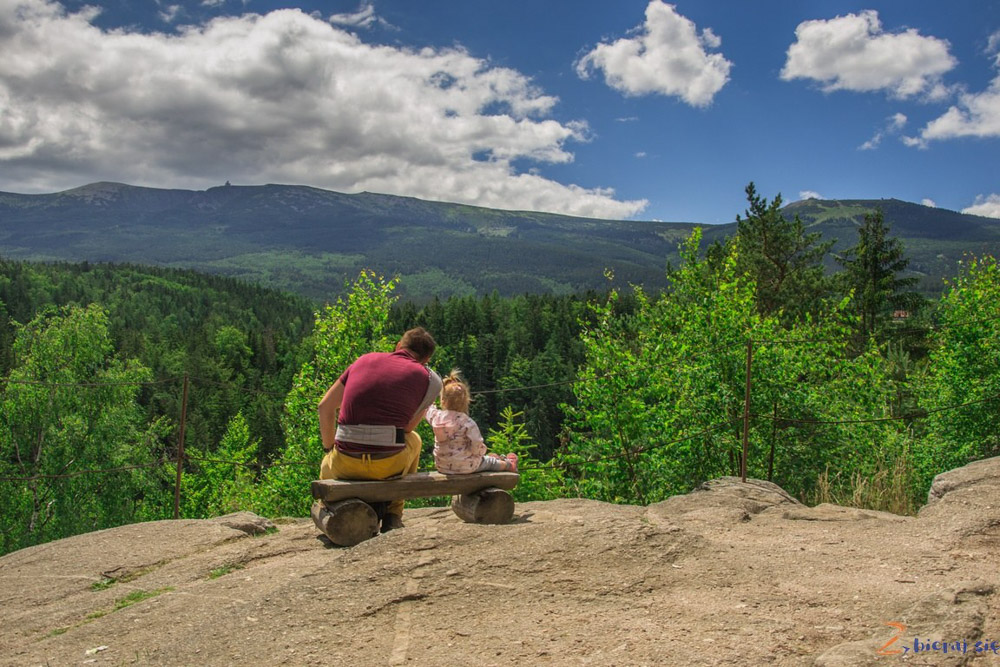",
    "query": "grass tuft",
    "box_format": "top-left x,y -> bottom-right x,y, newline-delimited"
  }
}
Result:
208,563 -> 246,579
90,577 -> 116,591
